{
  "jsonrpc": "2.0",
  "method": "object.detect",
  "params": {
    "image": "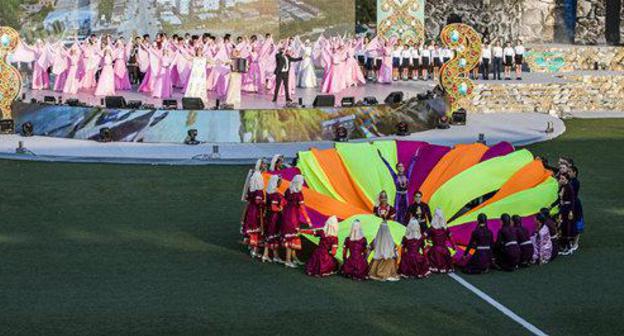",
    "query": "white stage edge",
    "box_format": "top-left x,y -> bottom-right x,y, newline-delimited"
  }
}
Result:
0,113 -> 565,165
